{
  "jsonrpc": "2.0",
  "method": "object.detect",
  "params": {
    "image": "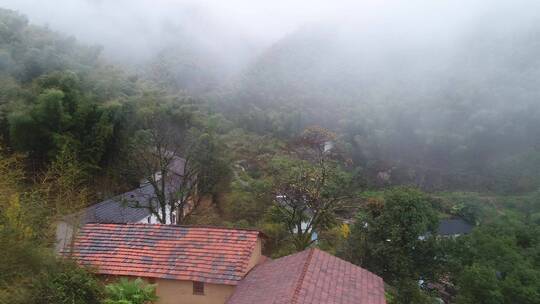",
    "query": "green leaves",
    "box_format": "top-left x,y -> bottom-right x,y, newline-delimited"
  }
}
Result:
268,135 -> 353,251
189,129 -> 231,196
104,278 -> 158,304
0,9 -> 28,43
7,72 -> 122,174
33,262 -> 104,304
382,187 -> 439,244
340,187 -> 440,300
450,221 -> 540,304
0,8 -> 138,175
34,89 -> 69,130
457,264 -> 504,304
